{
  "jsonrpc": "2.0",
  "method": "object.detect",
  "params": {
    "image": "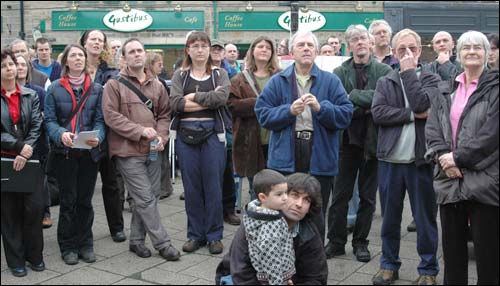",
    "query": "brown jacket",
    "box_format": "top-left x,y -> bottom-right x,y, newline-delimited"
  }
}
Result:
229,71 -> 274,177
102,68 -> 171,158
